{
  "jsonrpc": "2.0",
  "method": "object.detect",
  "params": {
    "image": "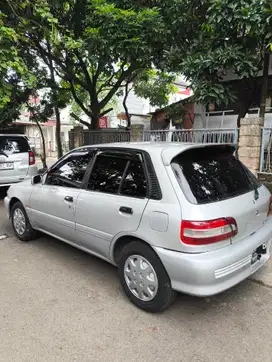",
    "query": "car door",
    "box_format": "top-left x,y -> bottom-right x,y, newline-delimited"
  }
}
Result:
75,150 -> 149,258
30,148 -> 94,242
